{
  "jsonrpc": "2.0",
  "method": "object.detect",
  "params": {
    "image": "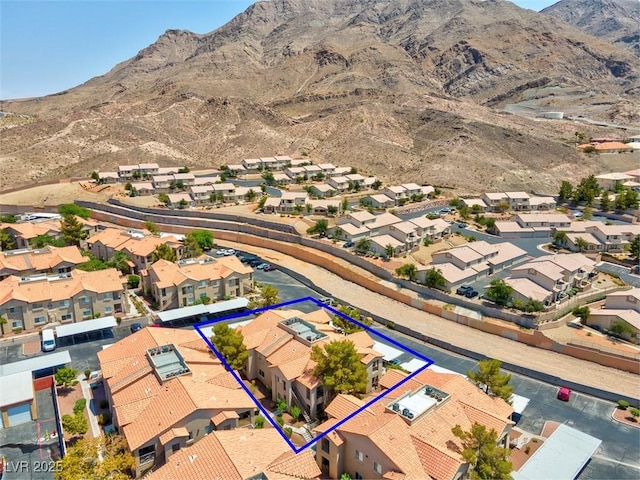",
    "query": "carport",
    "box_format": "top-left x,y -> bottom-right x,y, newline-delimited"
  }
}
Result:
401,358 -> 428,373
0,351 -> 72,378
373,341 -> 404,362
55,316 -> 118,345
157,297 -> 249,326
512,424 -> 602,480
